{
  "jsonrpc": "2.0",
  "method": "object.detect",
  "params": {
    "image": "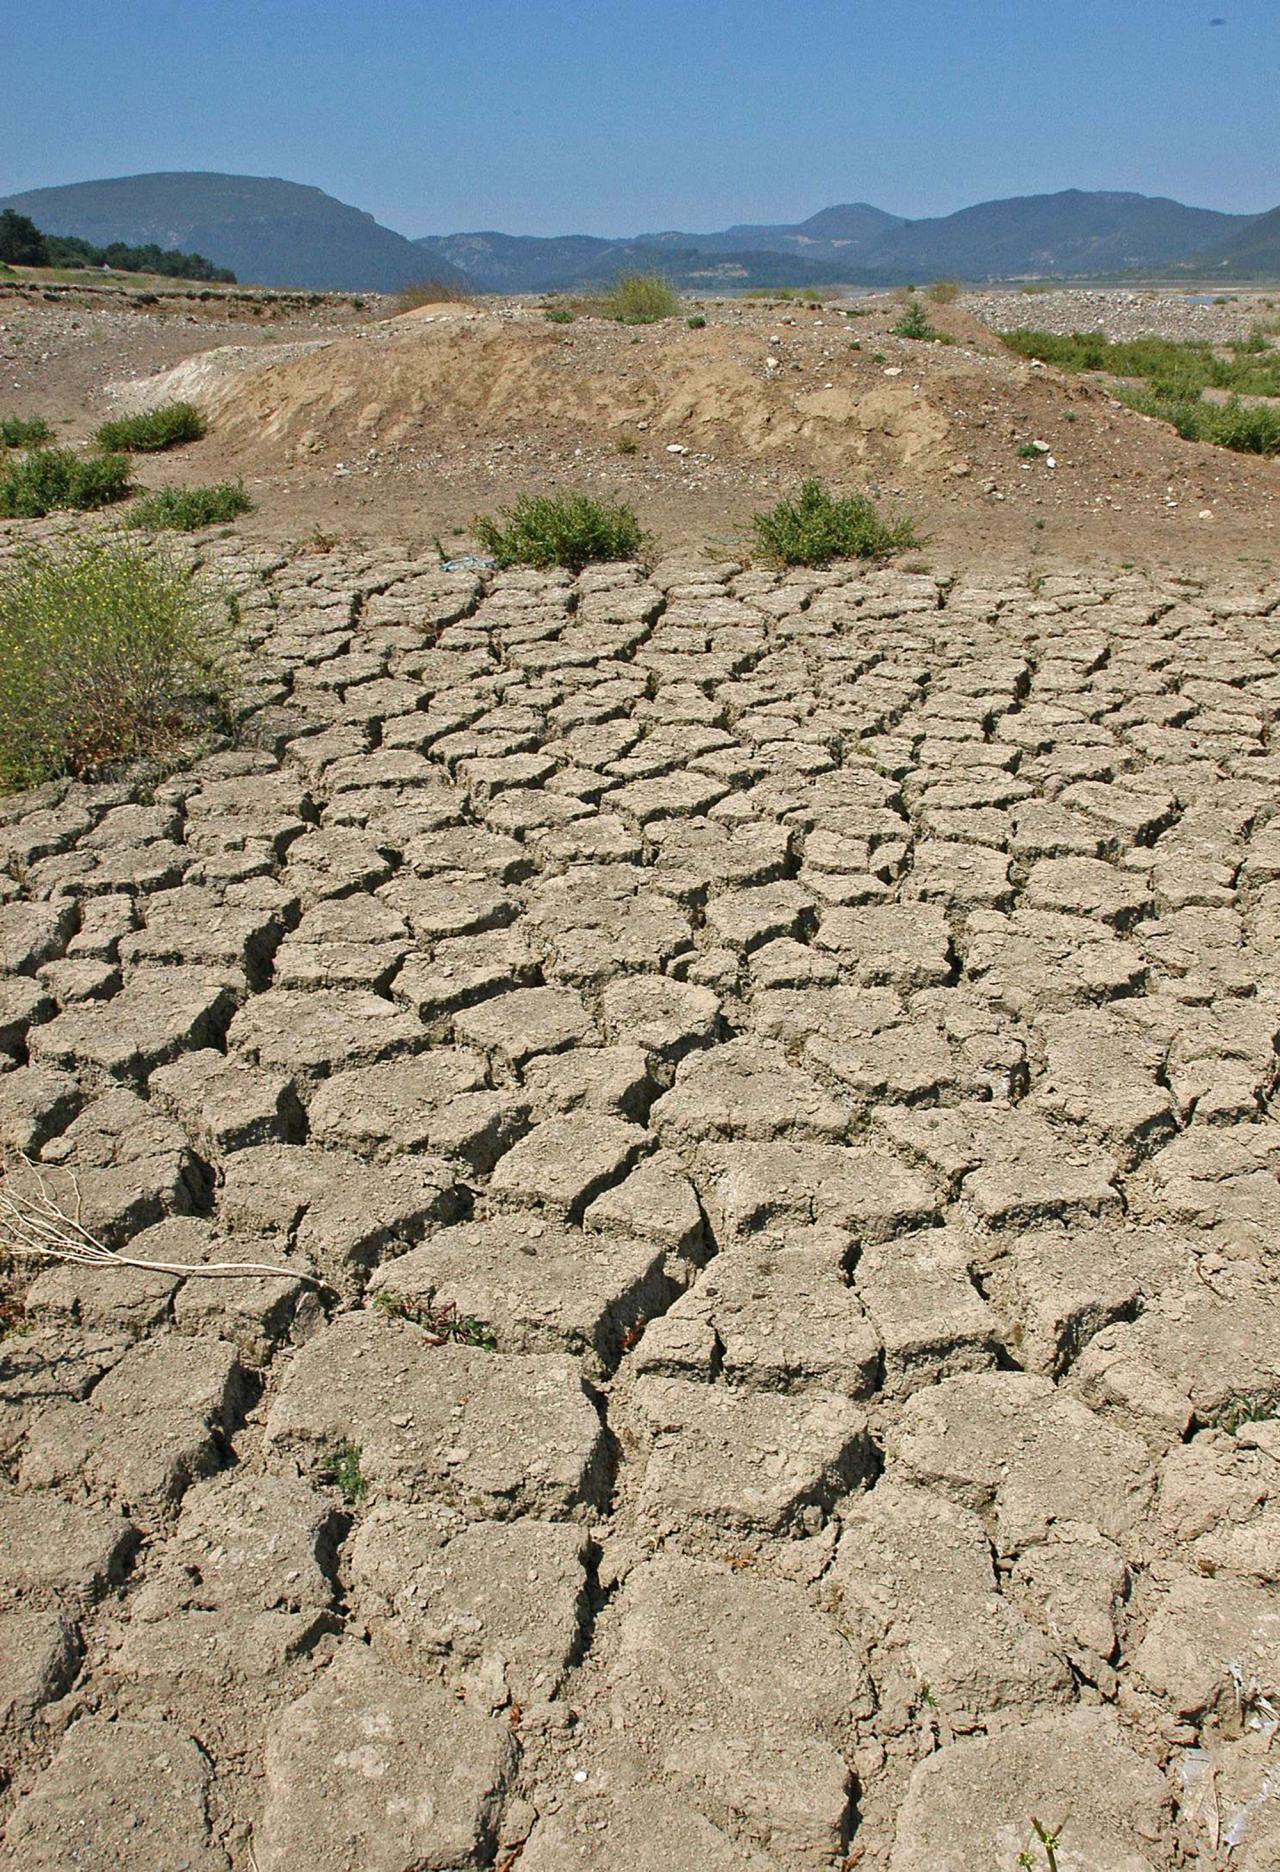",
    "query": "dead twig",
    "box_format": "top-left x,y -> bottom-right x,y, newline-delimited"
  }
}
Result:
0,1153 -> 330,1288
